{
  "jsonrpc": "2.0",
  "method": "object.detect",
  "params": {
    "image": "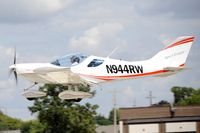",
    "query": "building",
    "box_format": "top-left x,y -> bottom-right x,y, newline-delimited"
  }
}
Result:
119,106 -> 200,133
96,125 -> 119,133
